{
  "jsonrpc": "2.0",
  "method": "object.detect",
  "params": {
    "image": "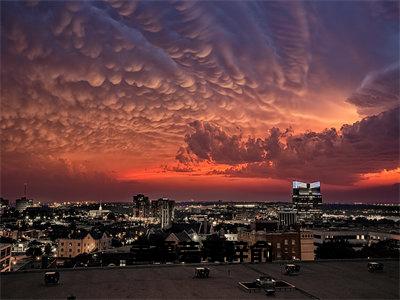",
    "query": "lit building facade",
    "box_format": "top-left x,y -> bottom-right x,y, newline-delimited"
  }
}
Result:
133,194 -> 150,218
0,243 -> 12,272
237,230 -> 314,261
88,203 -> 110,218
152,198 -> 175,229
300,231 -> 315,261
292,181 -> 322,210
57,232 -> 111,258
